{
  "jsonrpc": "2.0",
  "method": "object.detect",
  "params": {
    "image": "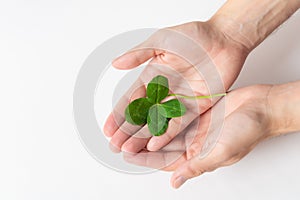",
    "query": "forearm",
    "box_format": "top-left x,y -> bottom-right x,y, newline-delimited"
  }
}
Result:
210,0 -> 300,52
268,81 -> 300,136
